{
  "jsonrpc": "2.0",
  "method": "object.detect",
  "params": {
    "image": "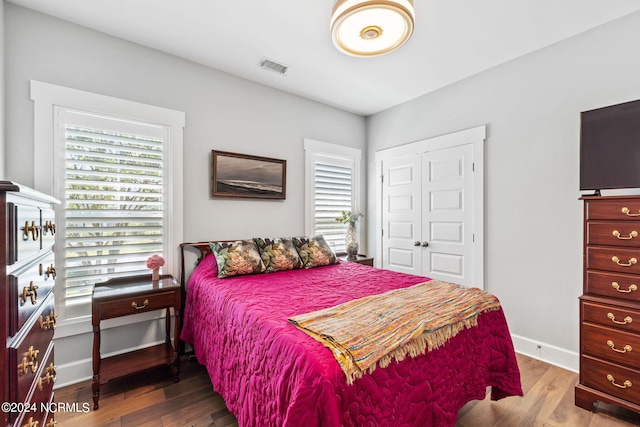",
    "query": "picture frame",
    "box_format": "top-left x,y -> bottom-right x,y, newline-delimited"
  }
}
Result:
211,150 -> 287,199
